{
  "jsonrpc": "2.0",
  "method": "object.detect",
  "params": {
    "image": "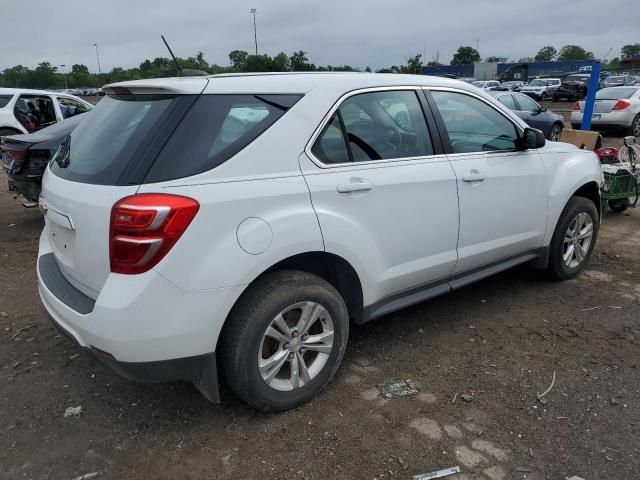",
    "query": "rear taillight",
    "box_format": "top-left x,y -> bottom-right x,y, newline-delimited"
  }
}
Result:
572,101 -> 580,111
110,194 -> 199,275
613,100 -> 631,110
